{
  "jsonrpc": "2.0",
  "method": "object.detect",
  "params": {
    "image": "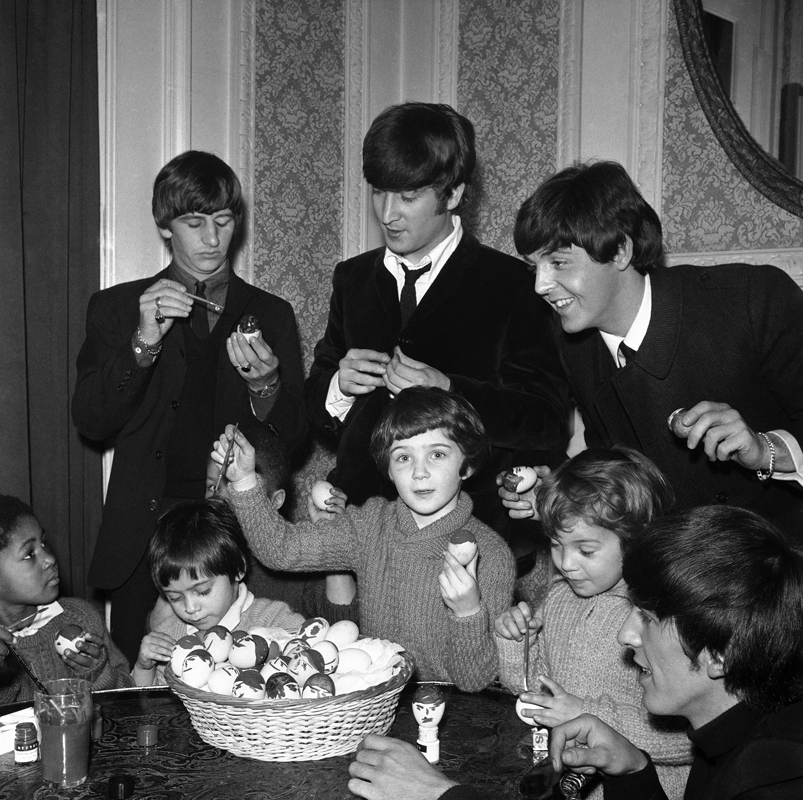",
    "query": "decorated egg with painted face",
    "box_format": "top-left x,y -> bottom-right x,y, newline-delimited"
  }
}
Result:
282,637 -> 310,659
301,672 -> 336,700
412,685 -> 446,727
229,633 -> 269,669
170,633 -> 205,676
231,668 -> 266,700
237,314 -> 261,342
287,649 -> 325,687
298,616 -> 330,645
311,640 -> 339,674
448,529 -> 478,566
203,625 -> 233,663
54,624 -> 87,657
264,672 -> 300,700
324,620 -> 359,649
181,648 -> 215,688
206,663 -> 240,696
